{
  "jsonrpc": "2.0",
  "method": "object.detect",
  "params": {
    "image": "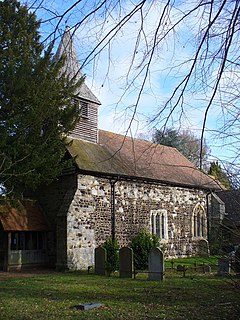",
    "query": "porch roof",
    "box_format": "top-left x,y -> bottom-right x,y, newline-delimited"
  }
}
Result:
0,200 -> 49,232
